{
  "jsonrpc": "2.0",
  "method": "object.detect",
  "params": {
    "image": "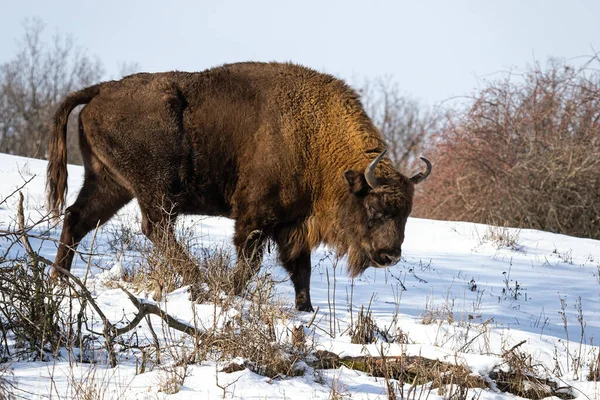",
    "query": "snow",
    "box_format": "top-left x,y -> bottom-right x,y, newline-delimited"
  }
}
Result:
1,152 -> 599,399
